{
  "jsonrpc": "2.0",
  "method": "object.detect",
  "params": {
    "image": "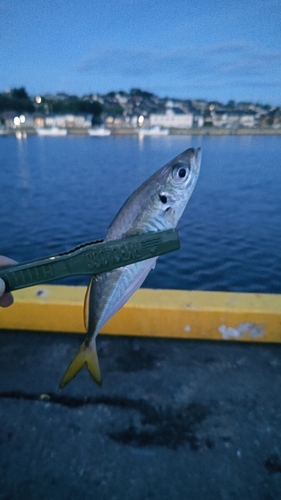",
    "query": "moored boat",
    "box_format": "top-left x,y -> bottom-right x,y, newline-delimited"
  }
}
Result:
138,125 -> 169,137
88,127 -> 111,137
37,127 -> 67,136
